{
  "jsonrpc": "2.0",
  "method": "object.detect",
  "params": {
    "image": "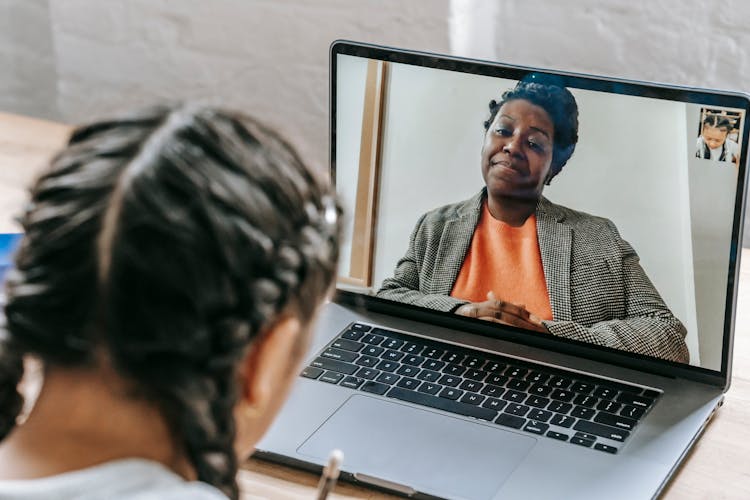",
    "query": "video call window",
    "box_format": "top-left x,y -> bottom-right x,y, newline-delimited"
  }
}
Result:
335,54 -> 745,372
